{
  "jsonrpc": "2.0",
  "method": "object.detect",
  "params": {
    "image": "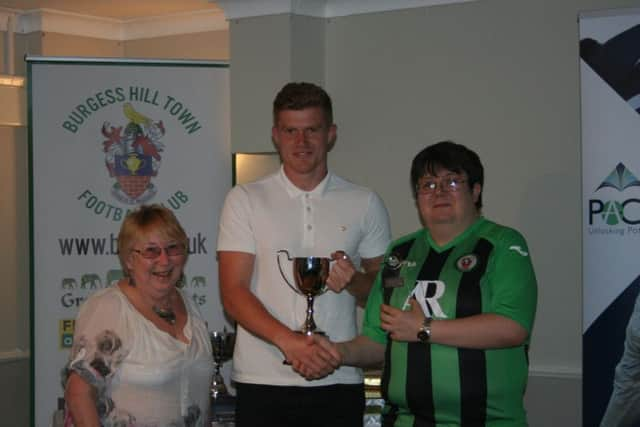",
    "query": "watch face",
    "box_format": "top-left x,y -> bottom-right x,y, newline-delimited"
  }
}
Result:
417,330 -> 429,343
